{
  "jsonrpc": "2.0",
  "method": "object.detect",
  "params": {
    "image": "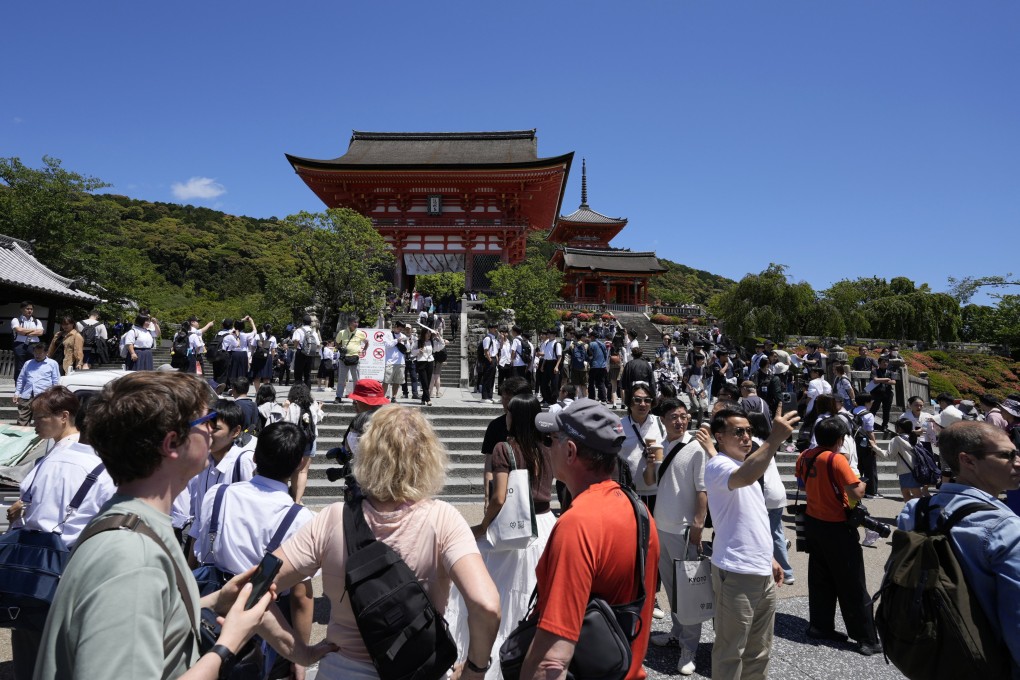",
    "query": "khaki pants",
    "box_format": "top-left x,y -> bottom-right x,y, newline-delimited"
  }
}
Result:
711,567 -> 777,680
